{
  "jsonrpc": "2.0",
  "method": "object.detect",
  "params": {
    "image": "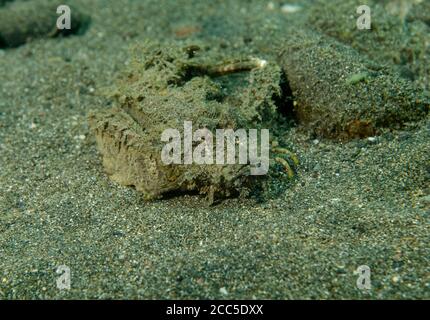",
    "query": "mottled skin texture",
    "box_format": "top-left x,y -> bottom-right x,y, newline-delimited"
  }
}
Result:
89,42 -> 295,203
